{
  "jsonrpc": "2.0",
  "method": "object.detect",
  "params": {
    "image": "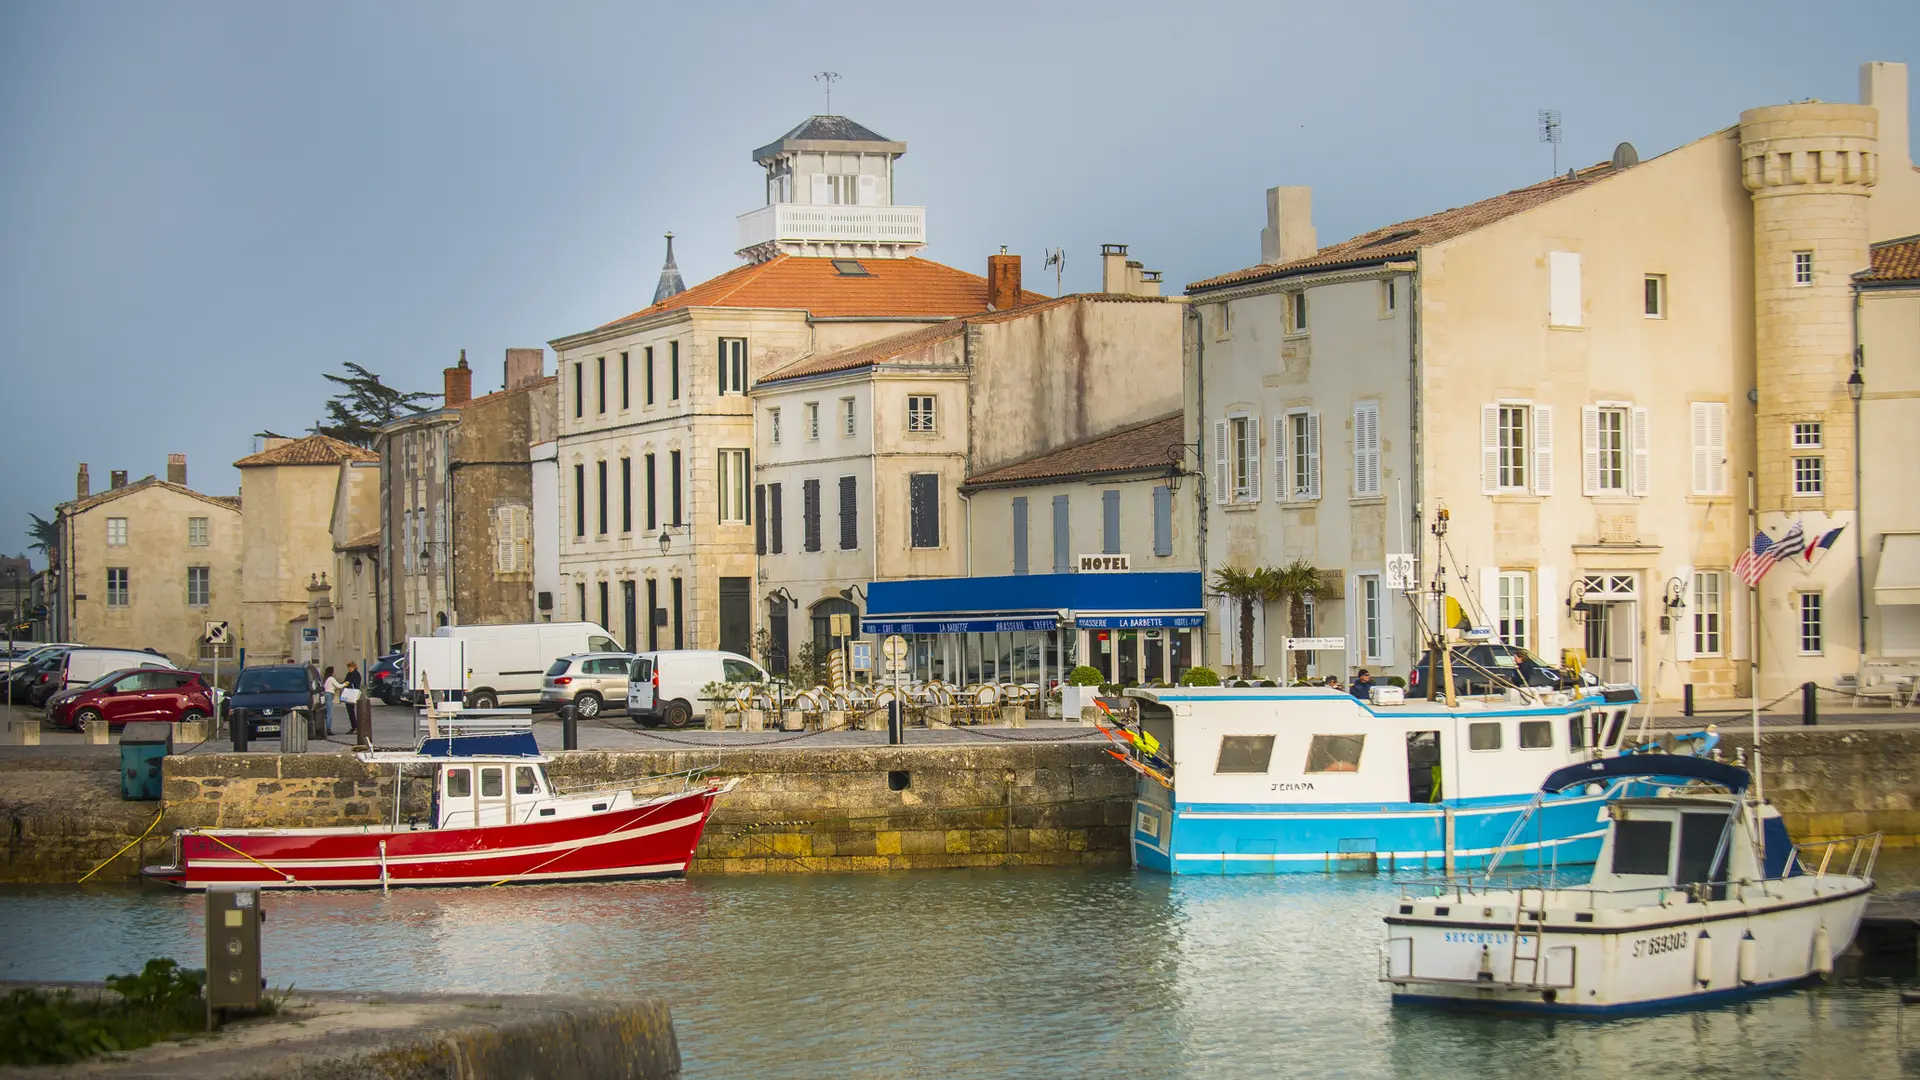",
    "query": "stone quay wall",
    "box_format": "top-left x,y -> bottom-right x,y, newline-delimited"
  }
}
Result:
1718,727 -> 1920,847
